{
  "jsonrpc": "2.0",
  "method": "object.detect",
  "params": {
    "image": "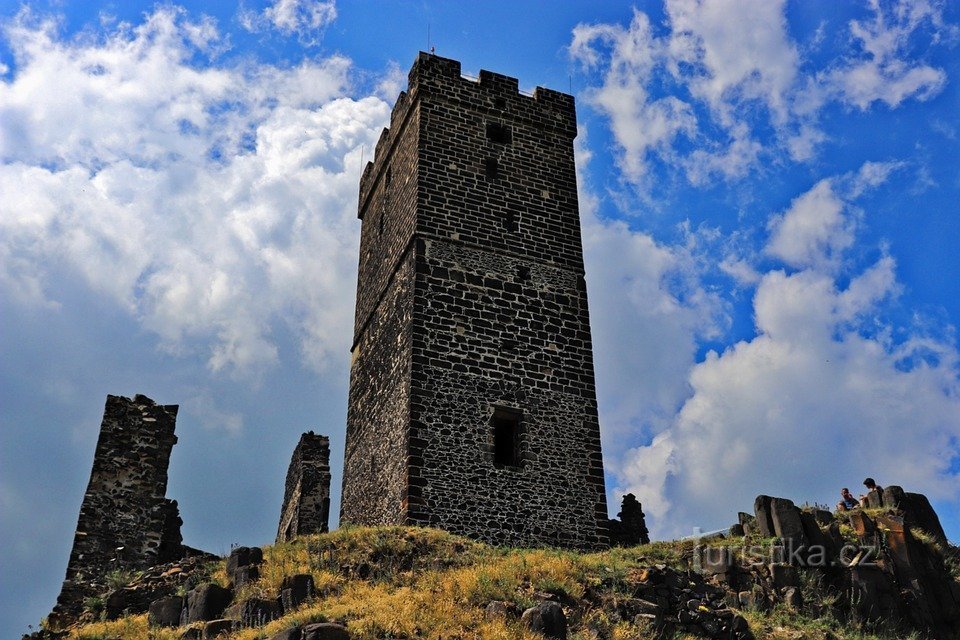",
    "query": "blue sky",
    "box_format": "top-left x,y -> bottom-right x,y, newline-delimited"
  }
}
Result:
1,0 -> 958,634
